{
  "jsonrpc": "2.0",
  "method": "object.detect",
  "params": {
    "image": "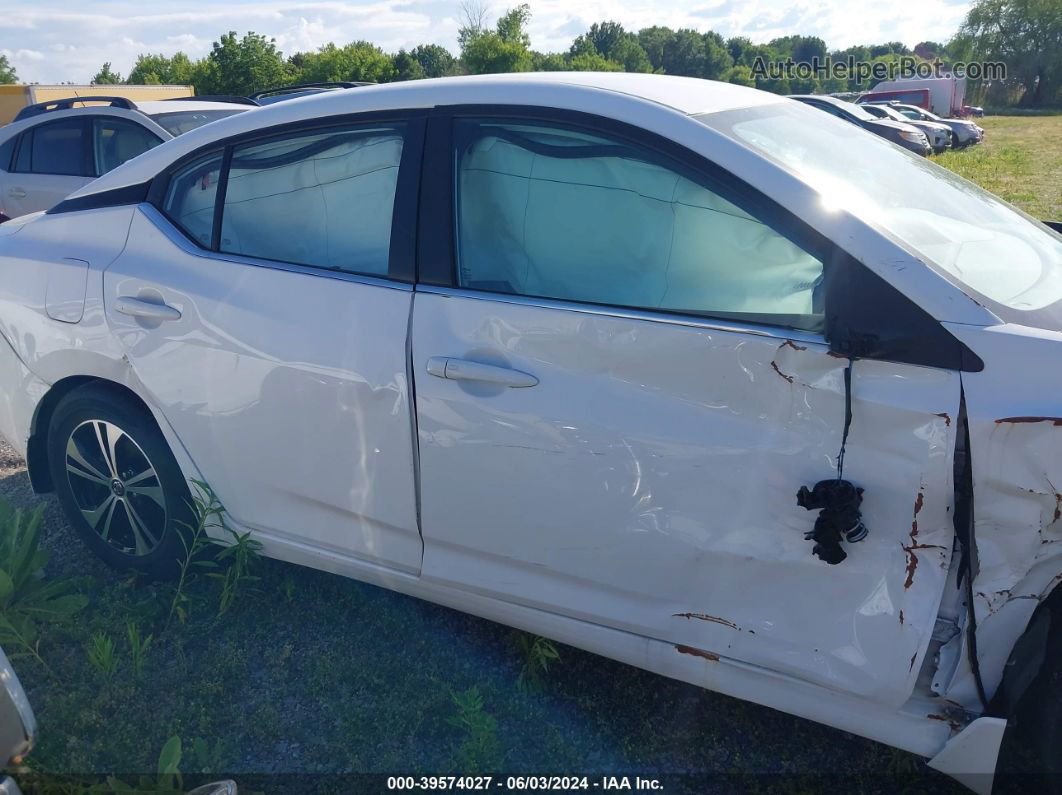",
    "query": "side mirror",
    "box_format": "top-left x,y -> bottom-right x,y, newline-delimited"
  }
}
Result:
0,646 -> 36,770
